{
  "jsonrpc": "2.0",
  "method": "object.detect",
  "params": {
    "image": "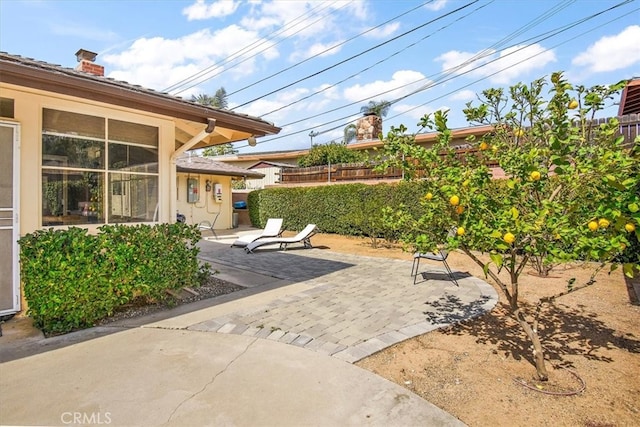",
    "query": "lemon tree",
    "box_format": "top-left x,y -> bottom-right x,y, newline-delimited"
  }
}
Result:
378,73 -> 638,381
